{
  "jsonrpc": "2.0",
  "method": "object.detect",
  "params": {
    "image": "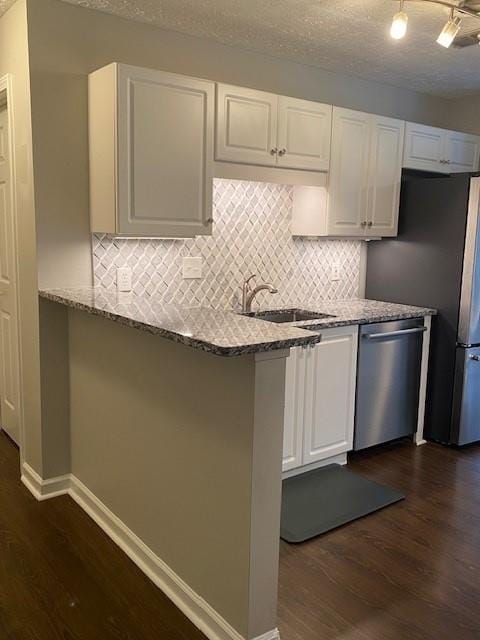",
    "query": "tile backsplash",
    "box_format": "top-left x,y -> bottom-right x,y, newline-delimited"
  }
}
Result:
92,179 -> 363,310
